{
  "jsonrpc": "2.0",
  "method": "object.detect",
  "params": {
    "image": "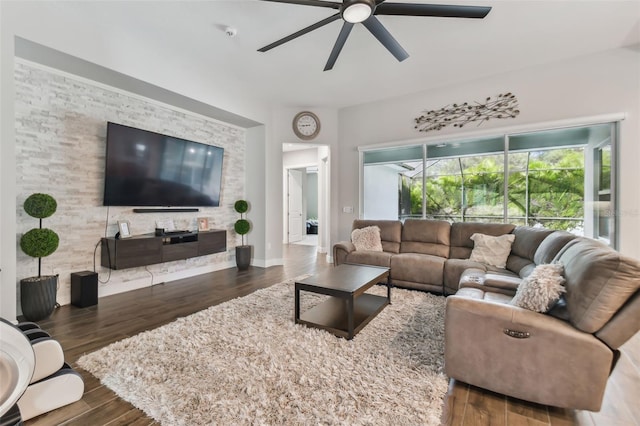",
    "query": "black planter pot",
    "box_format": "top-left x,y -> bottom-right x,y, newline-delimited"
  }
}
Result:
236,245 -> 252,271
20,275 -> 58,321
